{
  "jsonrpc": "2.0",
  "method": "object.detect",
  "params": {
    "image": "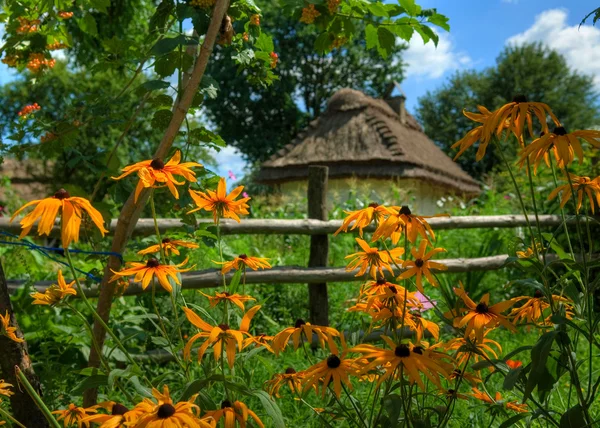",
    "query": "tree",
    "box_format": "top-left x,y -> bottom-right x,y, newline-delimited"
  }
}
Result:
416,43 -> 599,179
204,0 -> 407,164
